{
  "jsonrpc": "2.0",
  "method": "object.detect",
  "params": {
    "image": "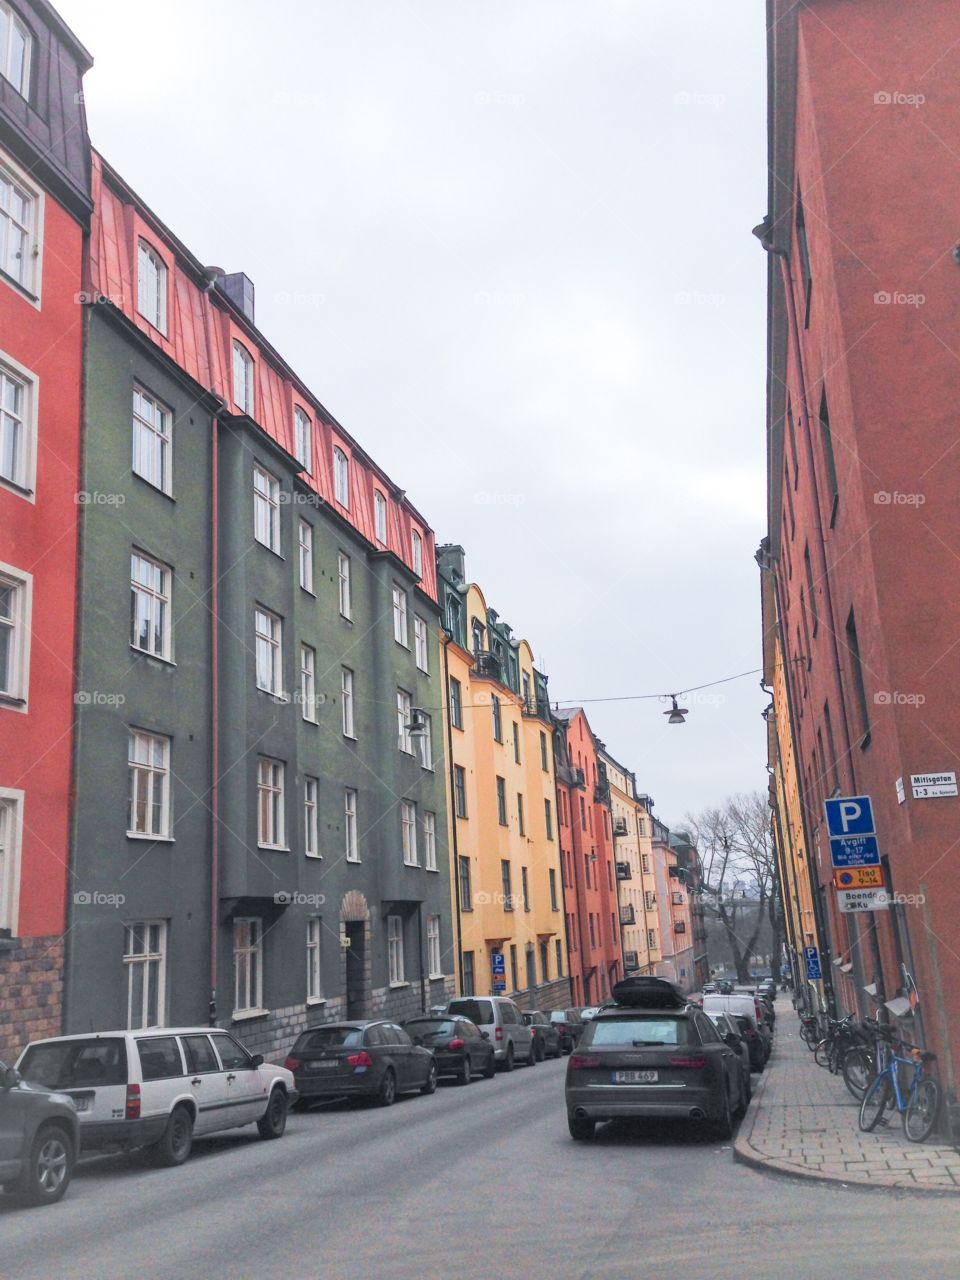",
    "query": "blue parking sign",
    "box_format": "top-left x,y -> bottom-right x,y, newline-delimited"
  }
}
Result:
824,795 -> 875,838
491,952 -> 505,976
803,946 -> 822,981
